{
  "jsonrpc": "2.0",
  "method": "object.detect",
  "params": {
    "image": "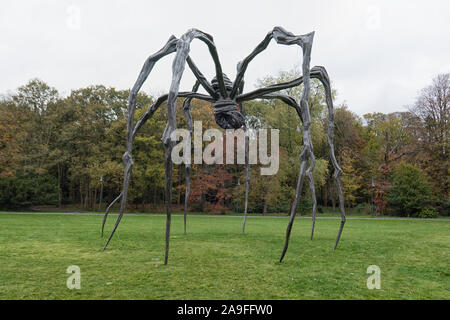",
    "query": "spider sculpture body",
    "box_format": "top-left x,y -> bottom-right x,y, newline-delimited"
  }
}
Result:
101,27 -> 346,265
